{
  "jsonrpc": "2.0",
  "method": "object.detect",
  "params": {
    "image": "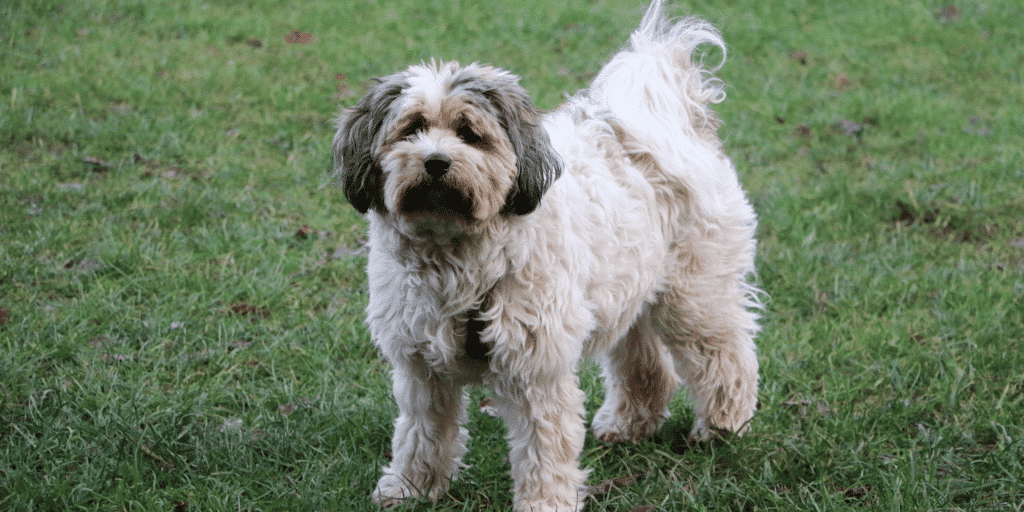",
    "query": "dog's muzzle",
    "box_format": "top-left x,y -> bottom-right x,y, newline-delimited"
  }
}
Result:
397,154 -> 474,220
